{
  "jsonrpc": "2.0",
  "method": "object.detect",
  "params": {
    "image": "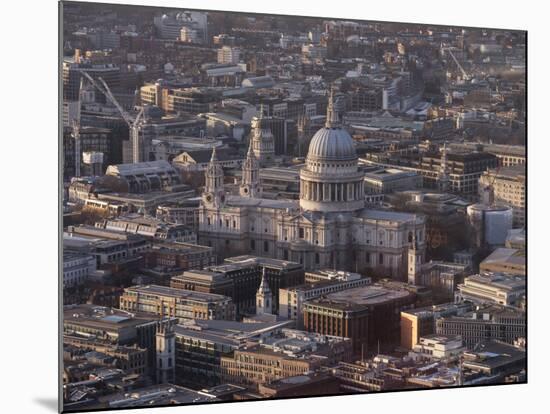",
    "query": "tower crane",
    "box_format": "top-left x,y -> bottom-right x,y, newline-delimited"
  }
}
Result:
442,47 -> 470,81
80,71 -> 145,164
71,77 -> 83,177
